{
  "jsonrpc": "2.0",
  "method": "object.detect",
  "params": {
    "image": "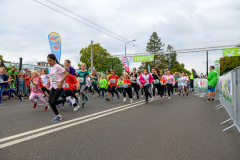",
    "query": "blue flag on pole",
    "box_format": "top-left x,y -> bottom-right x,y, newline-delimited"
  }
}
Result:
48,32 -> 61,62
